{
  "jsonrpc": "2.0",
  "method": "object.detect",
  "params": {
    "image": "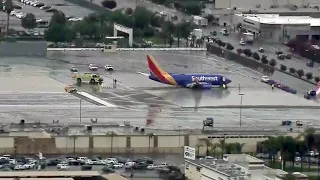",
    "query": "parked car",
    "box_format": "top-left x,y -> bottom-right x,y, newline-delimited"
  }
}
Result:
134,157 -> 153,164
102,166 -> 115,173
105,158 -> 117,164
124,162 -> 135,169
307,62 -> 314,67
81,165 -> 92,171
113,163 -> 124,168
258,47 -> 264,52
132,162 -> 148,170
277,54 -> 285,60
239,39 -> 246,46
147,164 -> 158,170
275,50 -> 283,55
59,164 -> 70,170
260,76 -> 270,83
285,54 -> 291,59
